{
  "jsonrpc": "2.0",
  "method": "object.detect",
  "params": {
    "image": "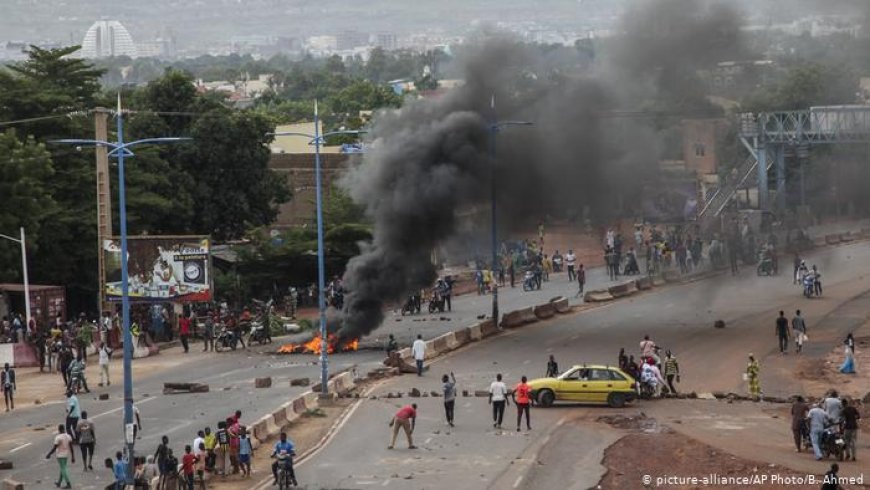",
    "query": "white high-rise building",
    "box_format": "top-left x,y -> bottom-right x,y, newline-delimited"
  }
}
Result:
80,20 -> 137,58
